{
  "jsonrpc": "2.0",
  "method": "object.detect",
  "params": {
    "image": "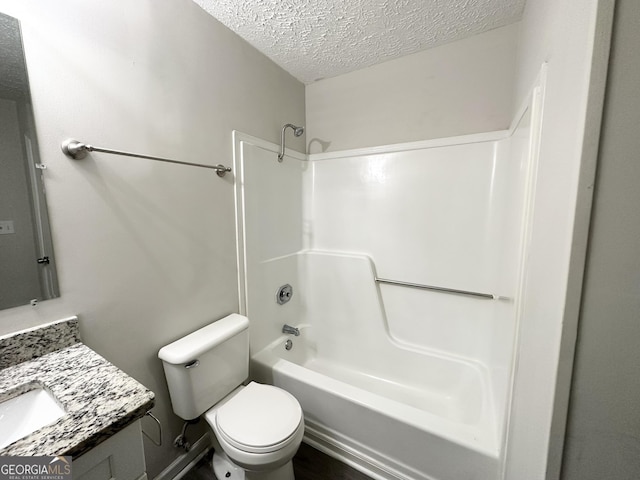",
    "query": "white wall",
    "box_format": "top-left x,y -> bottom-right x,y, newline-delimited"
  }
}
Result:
234,133 -> 308,354
562,1 -> 640,478
305,23 -> 519,153
307,138 -> 509,361
0,0 -> 304,476
504,1 -> 613,479
307,137 -> 522,444
305,108 -> 549,454
492,103 -> 536,445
